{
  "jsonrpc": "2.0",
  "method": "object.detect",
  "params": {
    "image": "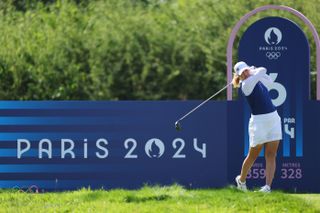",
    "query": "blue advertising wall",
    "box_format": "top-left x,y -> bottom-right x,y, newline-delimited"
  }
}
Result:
0,101 -> 227,191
